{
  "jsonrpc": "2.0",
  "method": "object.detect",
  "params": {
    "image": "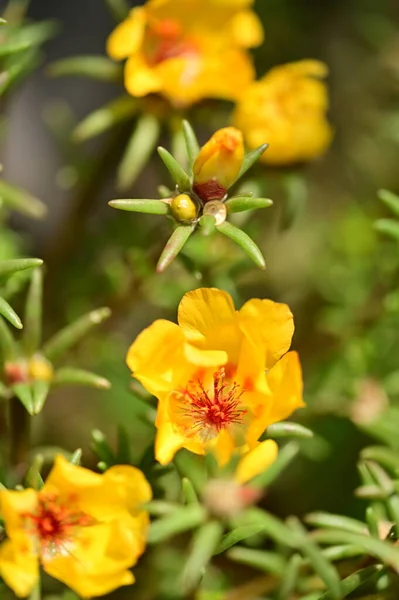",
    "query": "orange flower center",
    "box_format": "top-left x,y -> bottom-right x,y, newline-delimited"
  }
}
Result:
24,492 -> 94,559
181,368 -> 247,440
145,19 -> 199,66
